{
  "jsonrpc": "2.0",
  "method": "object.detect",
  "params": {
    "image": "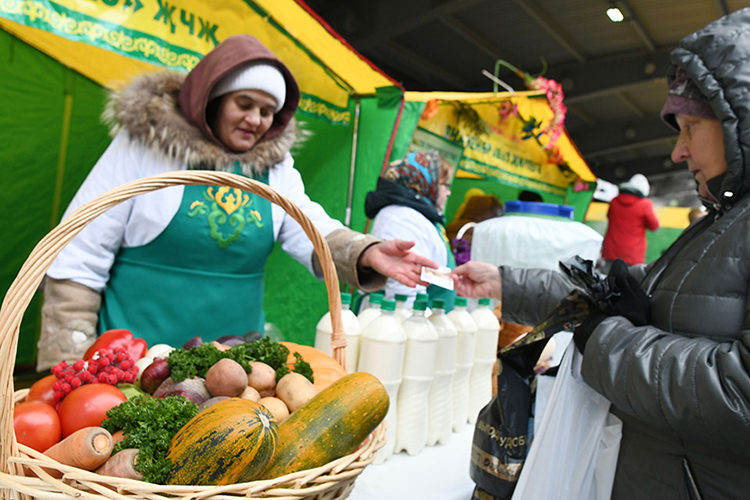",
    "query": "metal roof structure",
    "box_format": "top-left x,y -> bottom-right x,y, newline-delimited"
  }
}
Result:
304,0 -> 749,207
